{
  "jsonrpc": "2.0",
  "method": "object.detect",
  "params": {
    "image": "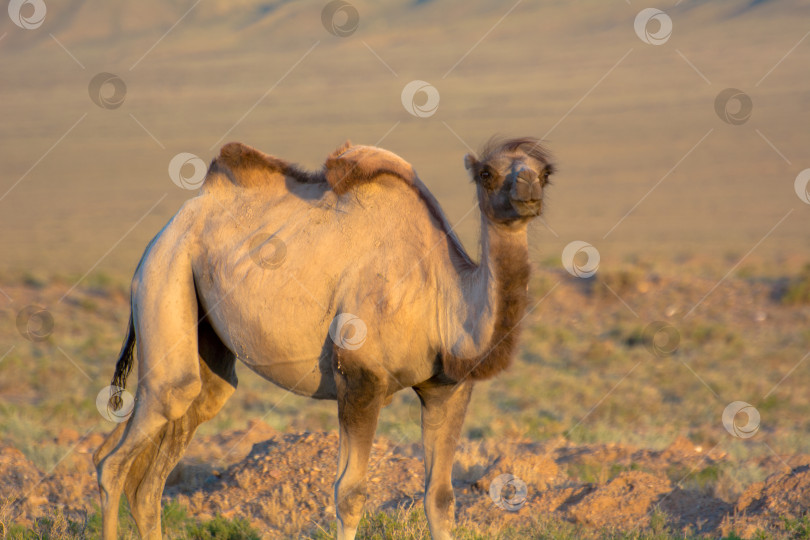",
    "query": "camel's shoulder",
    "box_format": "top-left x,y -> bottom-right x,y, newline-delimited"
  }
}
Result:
205,142 -> 319,189
323,142 -> 417,195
